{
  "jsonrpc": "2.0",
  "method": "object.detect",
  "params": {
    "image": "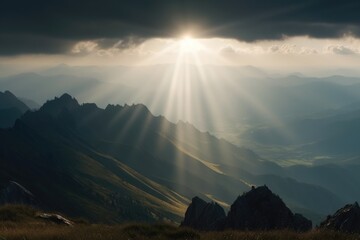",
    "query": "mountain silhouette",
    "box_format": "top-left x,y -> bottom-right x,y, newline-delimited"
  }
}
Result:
0,90 -> 29,128
181,197 -> 226,230
182,186 -> 312,231
0,90 -> 29,112
226,186 -> 312,231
